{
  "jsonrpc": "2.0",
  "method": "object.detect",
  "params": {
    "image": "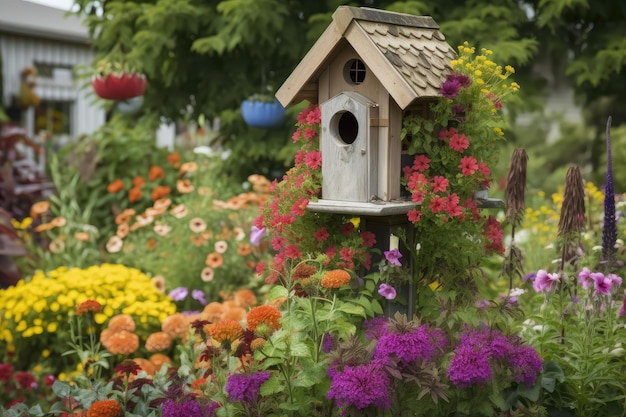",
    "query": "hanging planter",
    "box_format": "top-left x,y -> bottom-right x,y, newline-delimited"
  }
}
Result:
116,95 -> 144,114
241,98 -> 285,128
92,73 -> 147,101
